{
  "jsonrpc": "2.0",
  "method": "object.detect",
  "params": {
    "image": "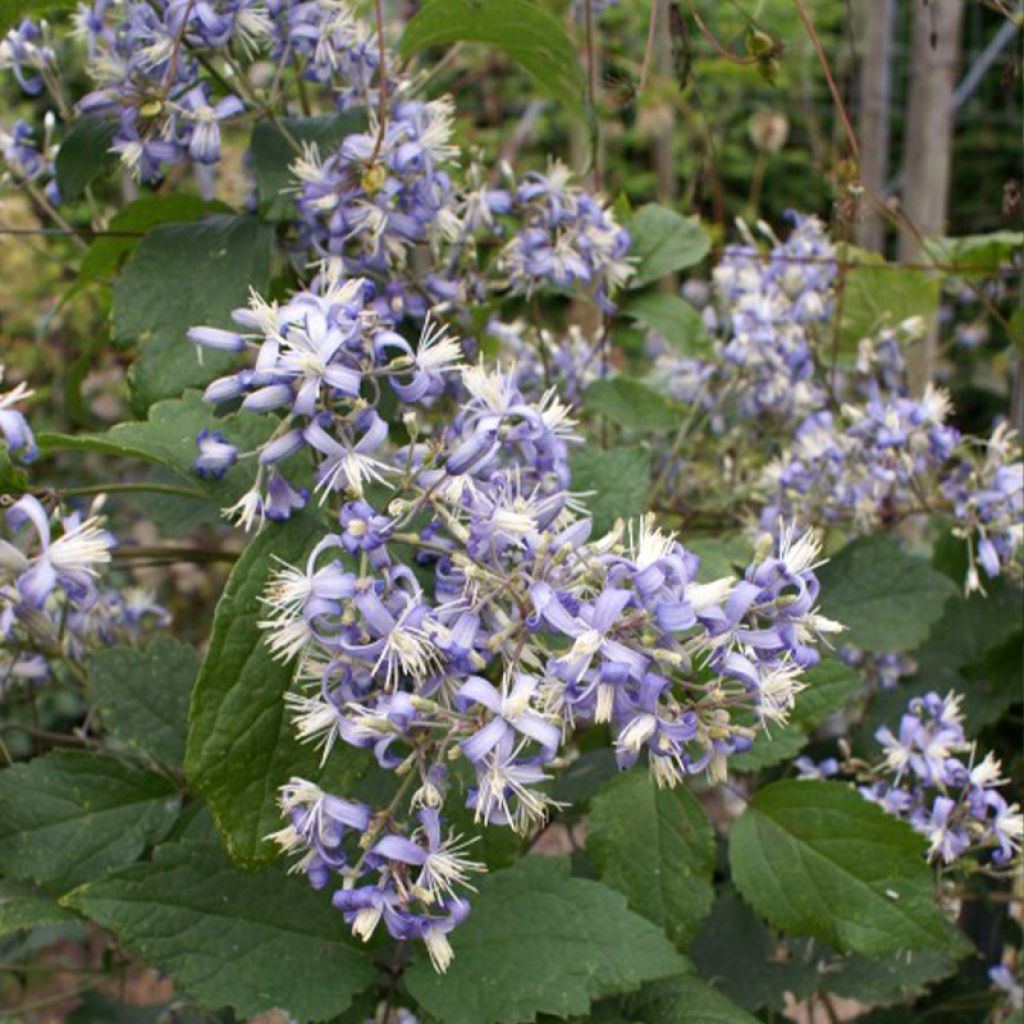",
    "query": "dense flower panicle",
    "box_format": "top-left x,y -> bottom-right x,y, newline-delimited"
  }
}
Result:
225,267 -> 839,963
52,0 -> 383,183
647,221 -> 1012,585
189,271 -> 471,526
764,381 -> 960,532
204,261 -> 838,969
757,320 -> 1022,590
267,0 -> 388,110
863,691 -> 1023,866
259,503 -> 835,962
706,212 -> 835,420
498,160 -> 632,312
293,98 -> 459,273
73,0 -> 223,179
